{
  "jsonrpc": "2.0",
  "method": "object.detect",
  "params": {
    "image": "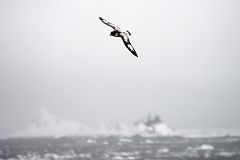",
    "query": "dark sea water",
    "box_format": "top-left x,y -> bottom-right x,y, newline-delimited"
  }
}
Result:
0,136 -> 240,160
